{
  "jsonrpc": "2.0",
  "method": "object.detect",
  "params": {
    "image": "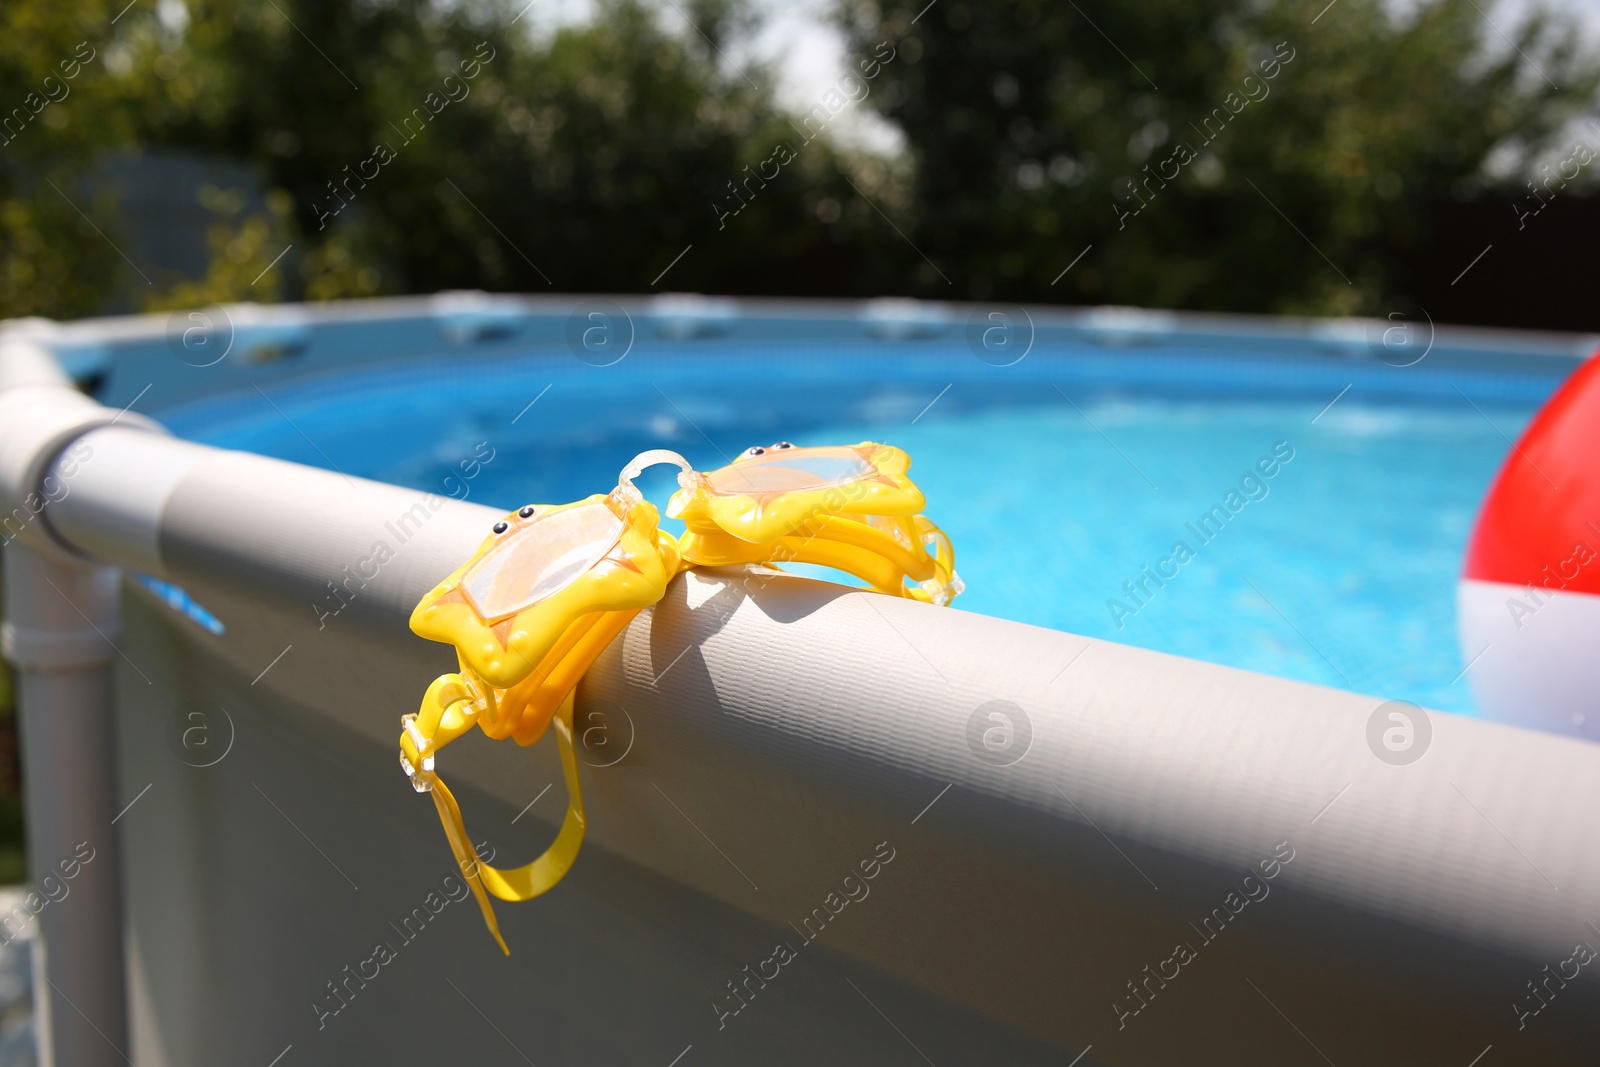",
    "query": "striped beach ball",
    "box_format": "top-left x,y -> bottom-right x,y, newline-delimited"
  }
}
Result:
1459,351 -> 1600,740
